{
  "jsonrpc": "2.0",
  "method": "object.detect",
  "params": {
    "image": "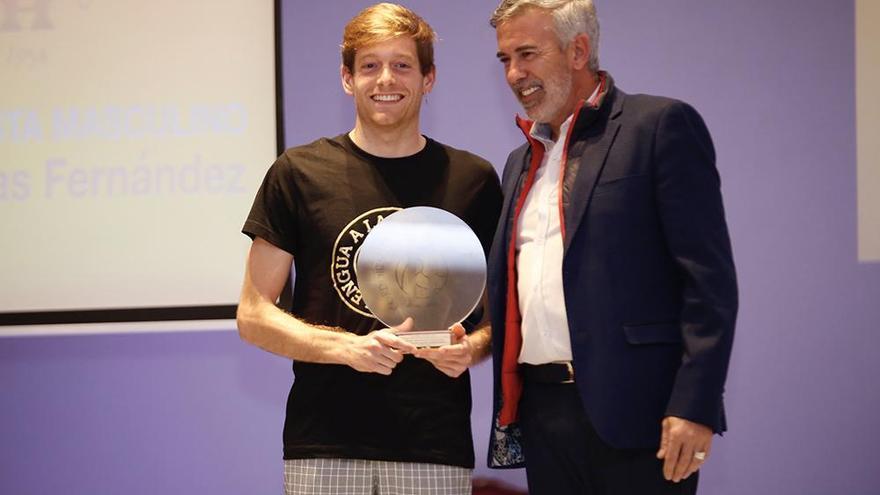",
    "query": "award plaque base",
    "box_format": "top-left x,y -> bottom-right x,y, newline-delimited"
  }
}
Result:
398,330 -> 452,348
